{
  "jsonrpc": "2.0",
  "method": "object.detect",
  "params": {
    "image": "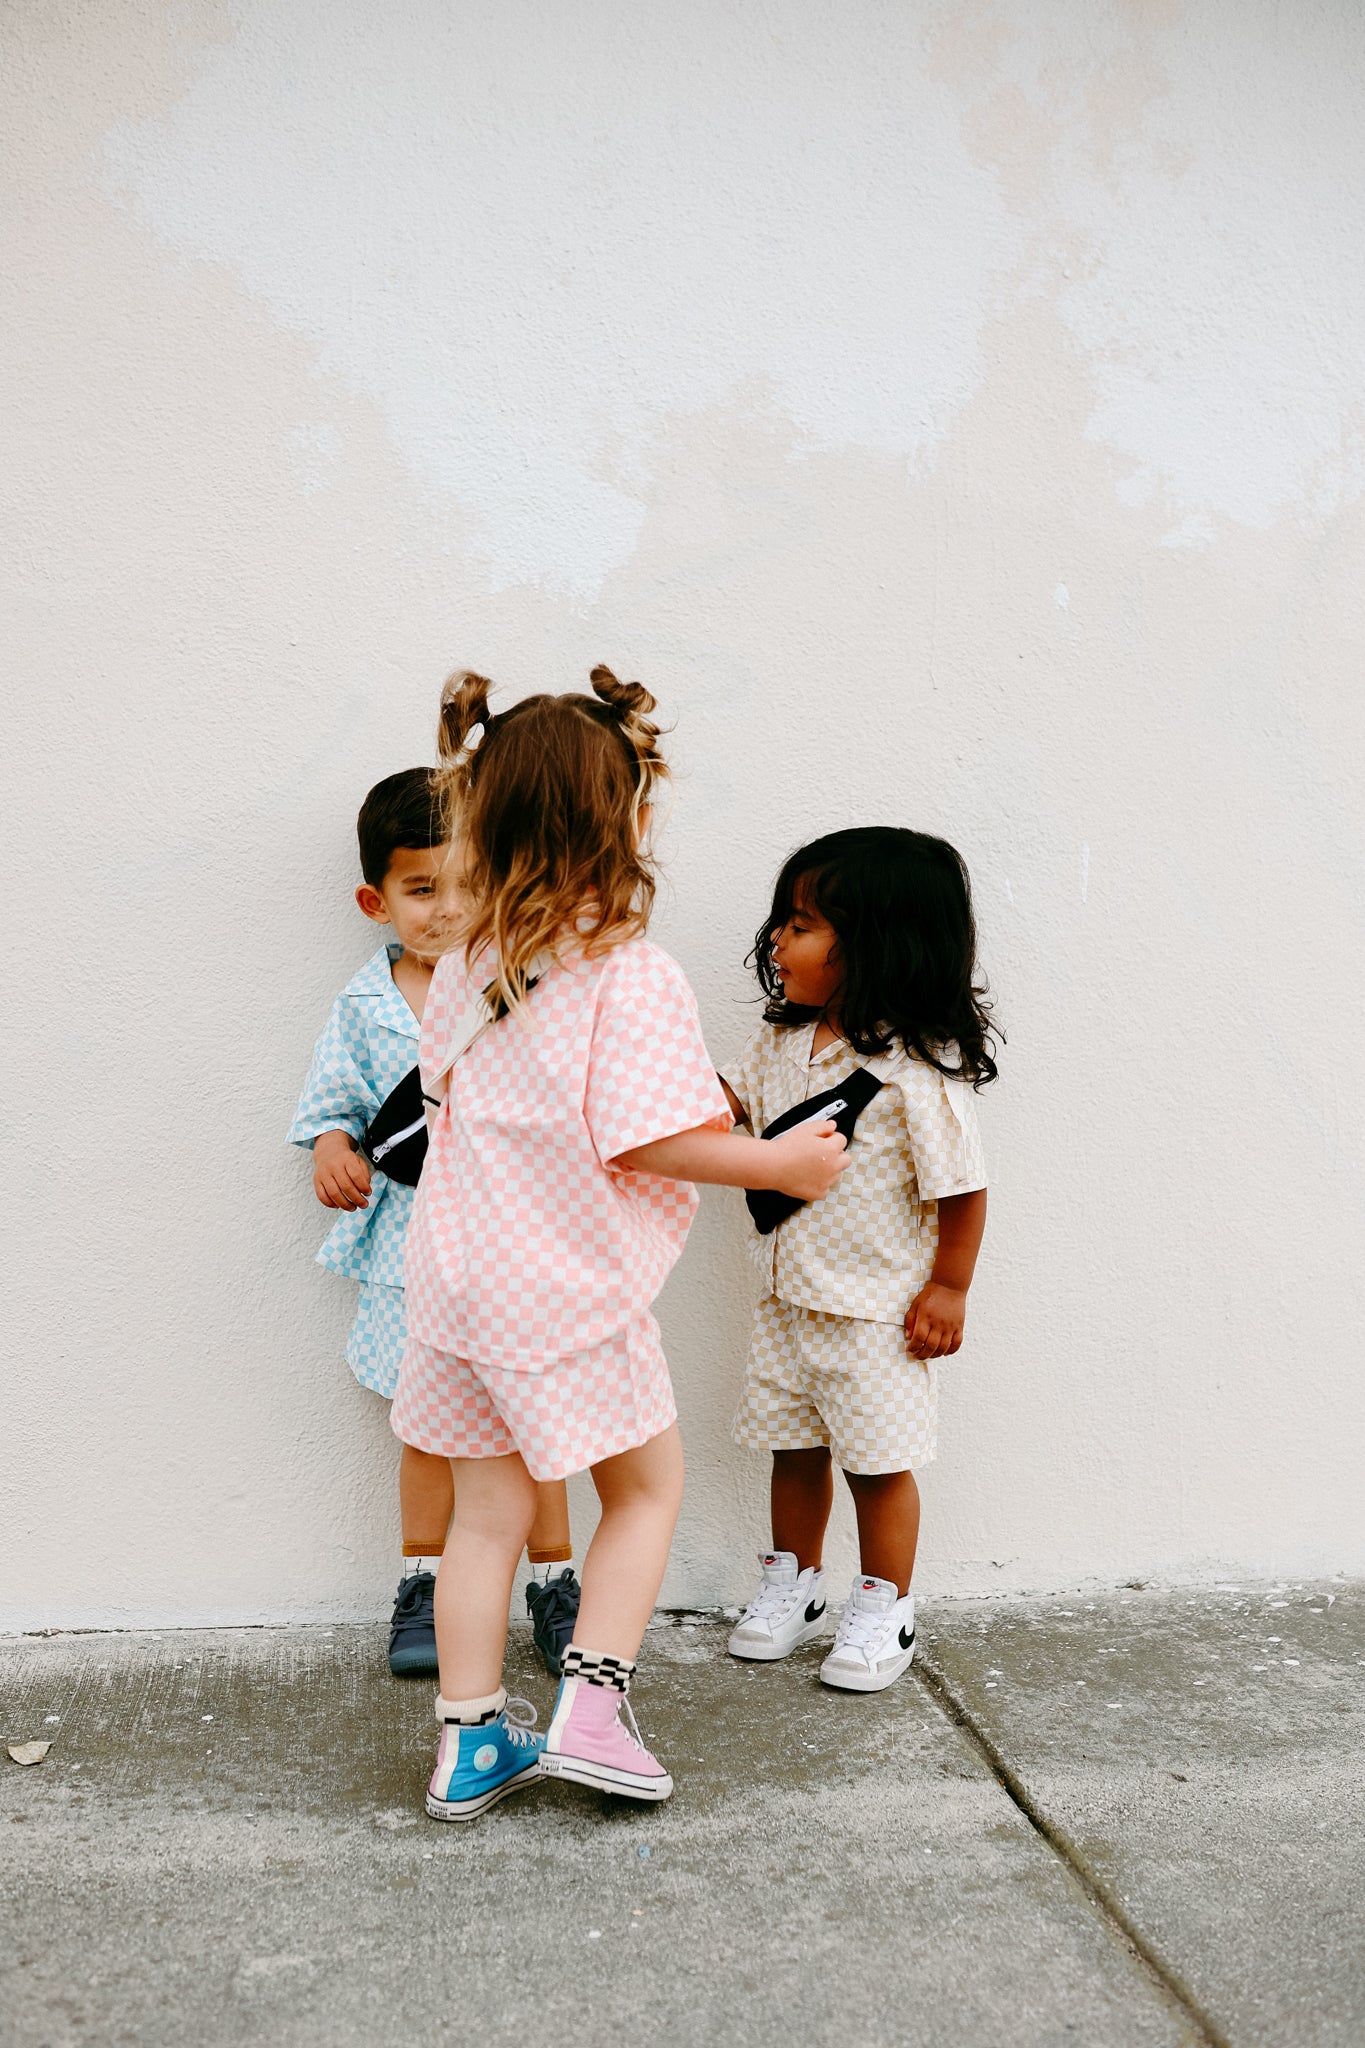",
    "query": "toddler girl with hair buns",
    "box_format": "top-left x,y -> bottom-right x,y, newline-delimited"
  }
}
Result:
394,665 -> 847,1820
